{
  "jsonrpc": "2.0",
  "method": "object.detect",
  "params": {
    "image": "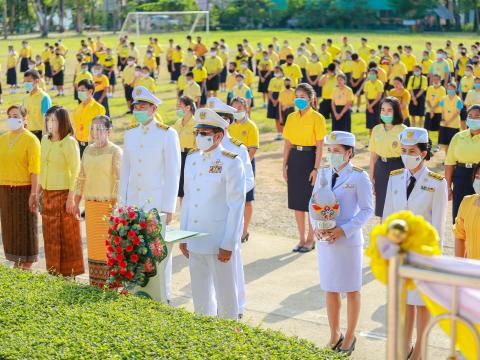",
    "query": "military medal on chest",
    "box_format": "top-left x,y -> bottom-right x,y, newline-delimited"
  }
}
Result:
209,159 -> 223,174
